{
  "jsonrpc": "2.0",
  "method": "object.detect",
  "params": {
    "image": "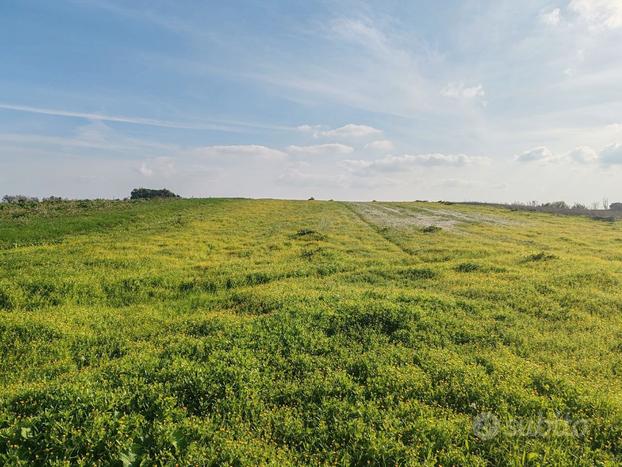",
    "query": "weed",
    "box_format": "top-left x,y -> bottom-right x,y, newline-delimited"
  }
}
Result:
454,262 -> 482,272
